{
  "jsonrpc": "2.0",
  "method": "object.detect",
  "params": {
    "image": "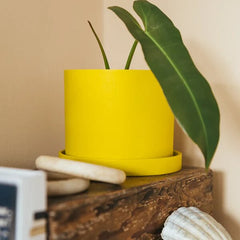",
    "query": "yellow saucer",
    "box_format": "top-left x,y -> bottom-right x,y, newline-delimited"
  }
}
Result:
59,150 -> 182,176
